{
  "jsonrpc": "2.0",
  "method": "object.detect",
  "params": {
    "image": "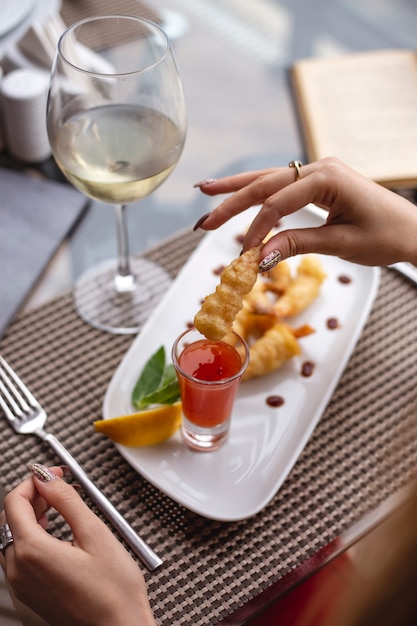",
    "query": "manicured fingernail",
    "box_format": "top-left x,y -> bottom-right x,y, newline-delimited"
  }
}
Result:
193,178 -> 217,188
259,250 -> 281,272
193,212 -> 211,231
60,465 -> 72,478
29,463 -> 59,482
